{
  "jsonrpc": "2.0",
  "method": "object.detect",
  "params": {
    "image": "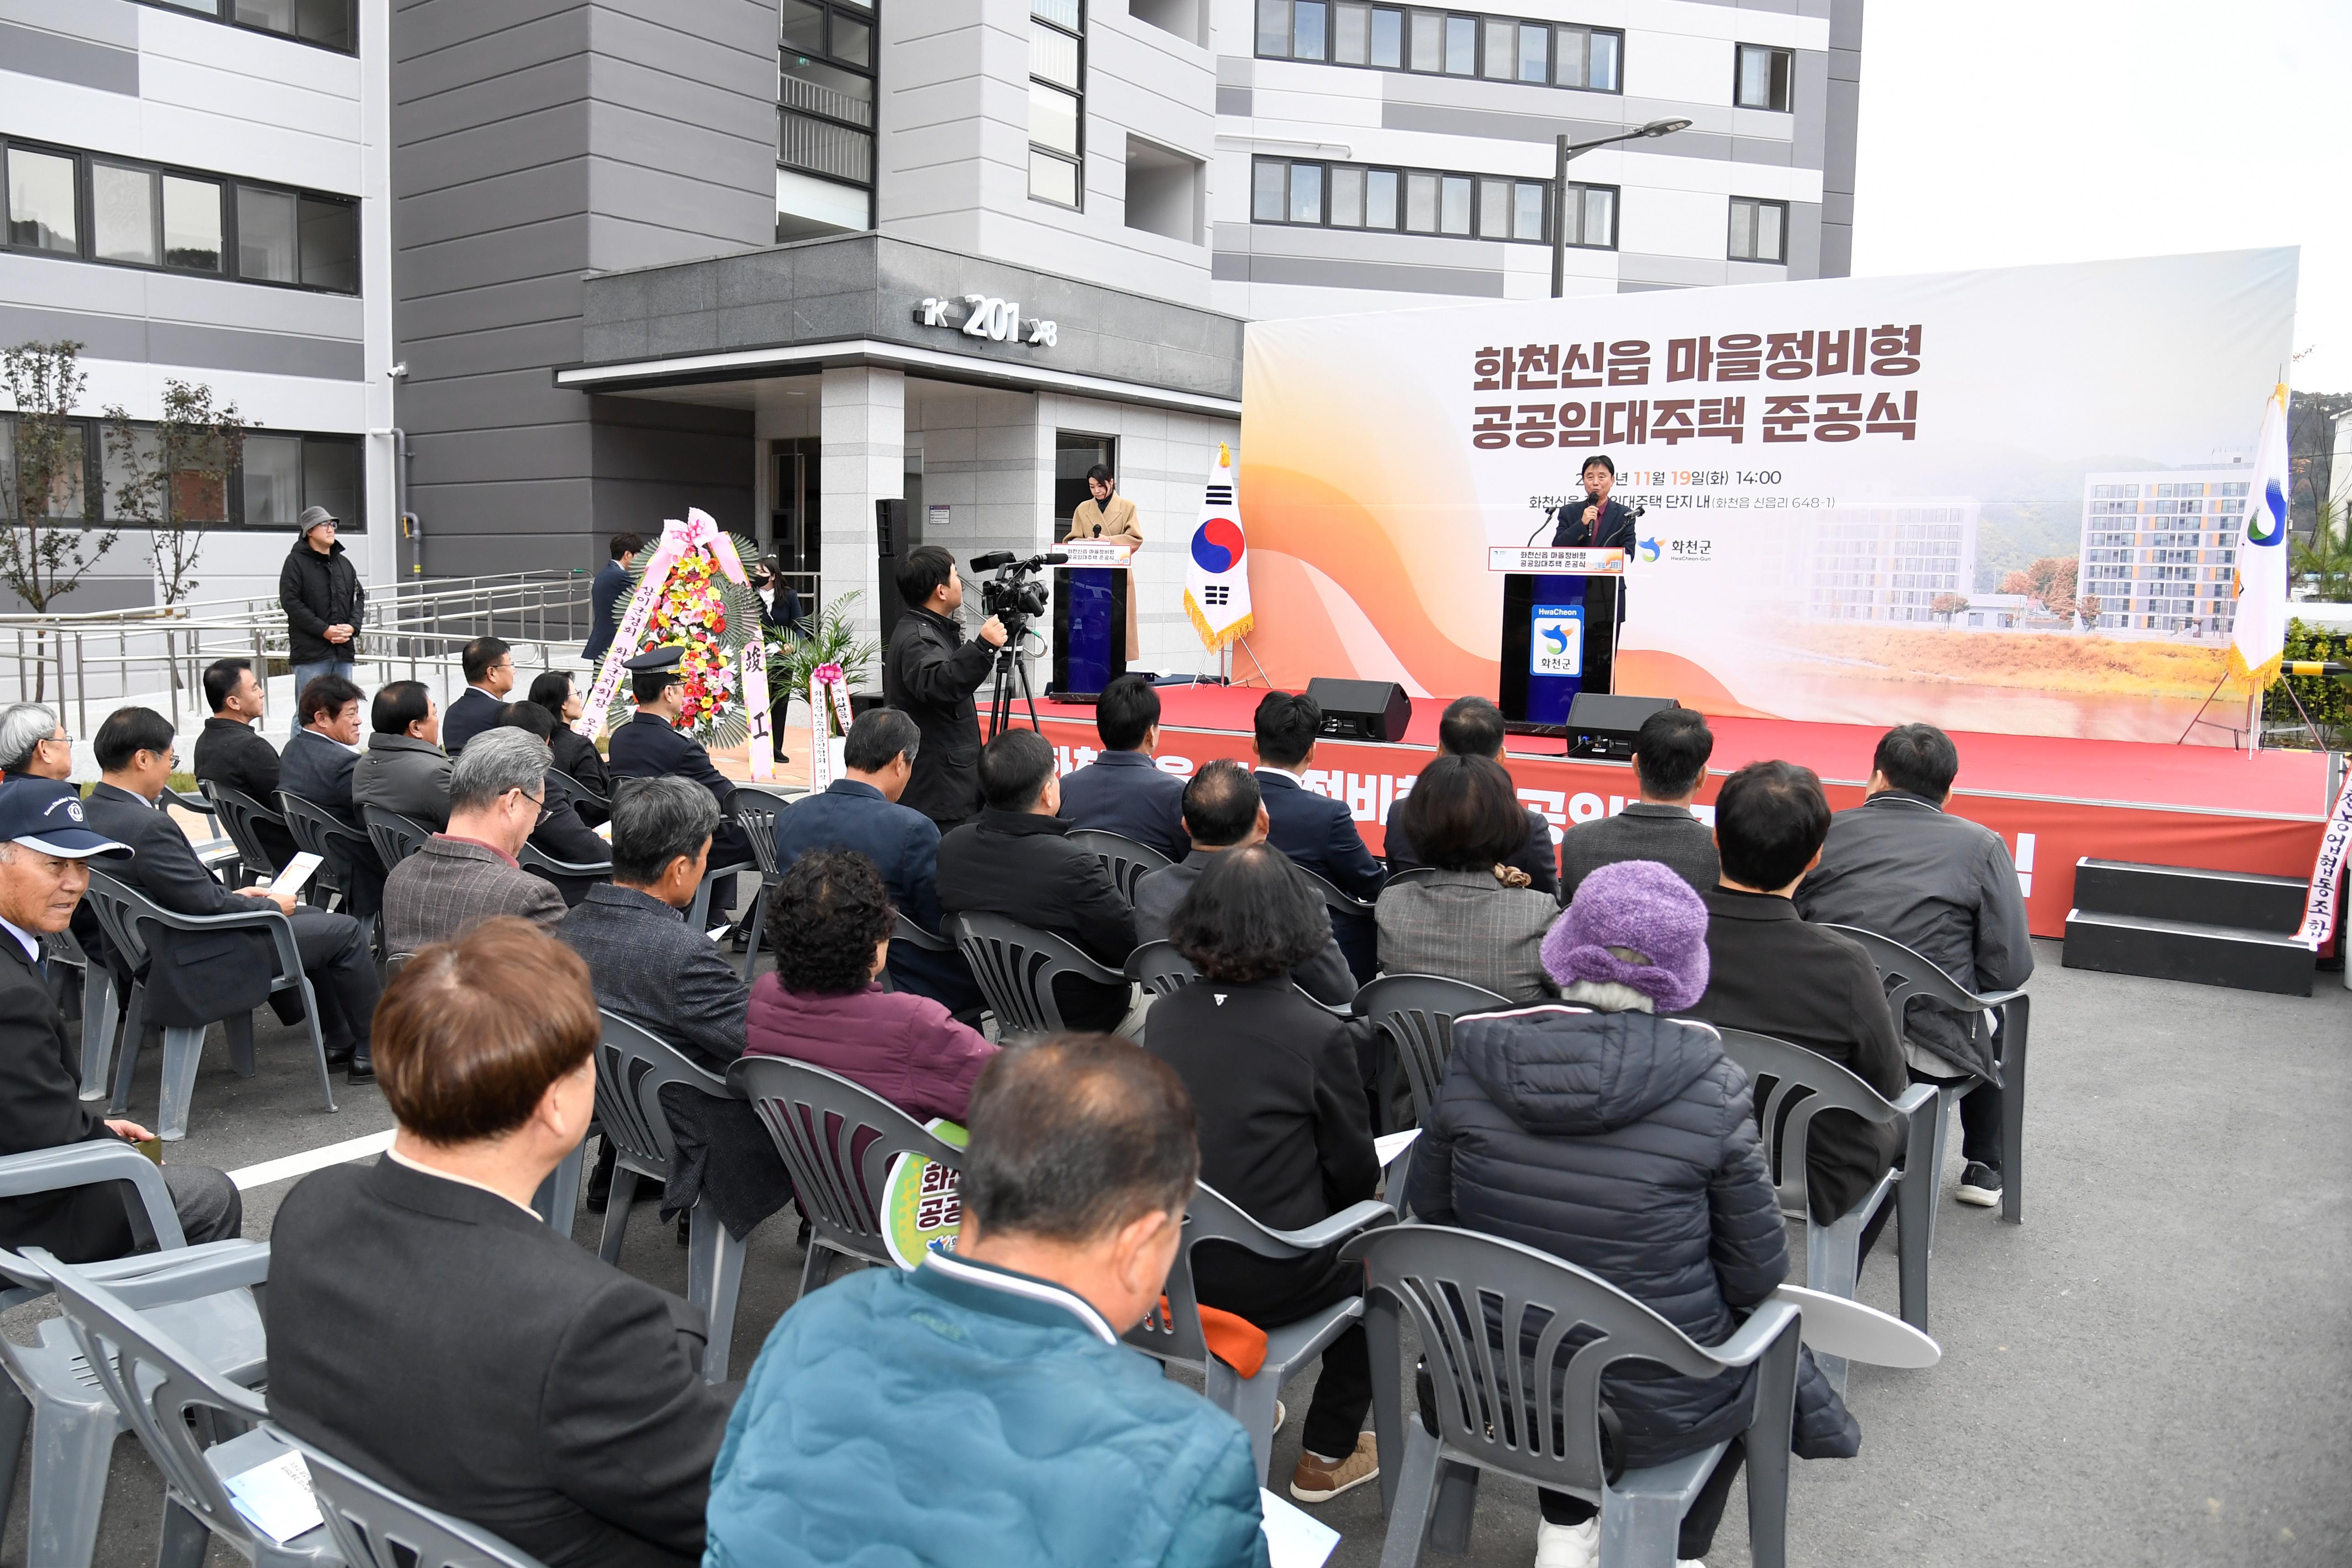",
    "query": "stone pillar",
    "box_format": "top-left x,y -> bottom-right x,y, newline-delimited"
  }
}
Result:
819,365 -> 905,670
